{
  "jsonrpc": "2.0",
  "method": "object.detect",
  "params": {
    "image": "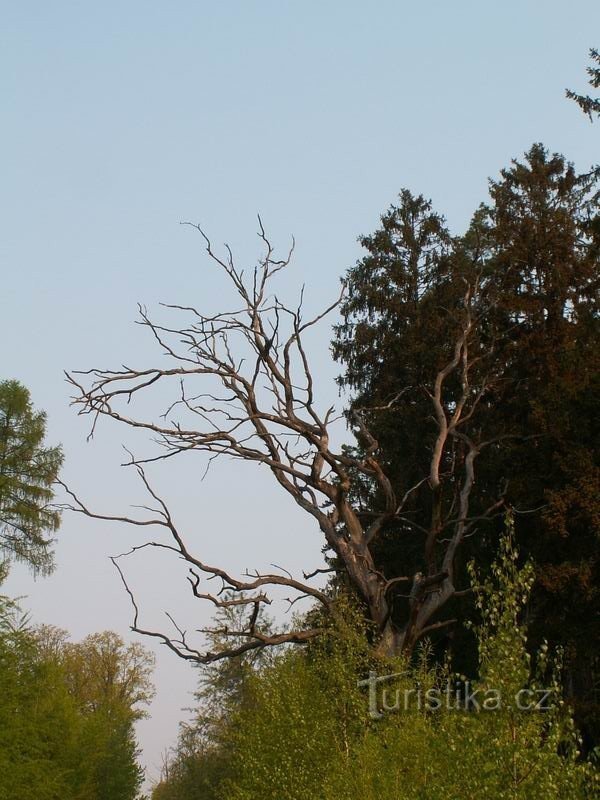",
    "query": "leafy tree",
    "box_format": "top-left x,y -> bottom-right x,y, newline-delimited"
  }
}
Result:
321,524 -> 597,799
0,380 -> 63,574
567,48 -> 600,120
72,706 -> 145,800
59,630 -> 155,718
0,595 -> 79,800
151,601 -> 274,800
0,589 -> 154,800
154,530 -> 597,799
41,628 -> 155,800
